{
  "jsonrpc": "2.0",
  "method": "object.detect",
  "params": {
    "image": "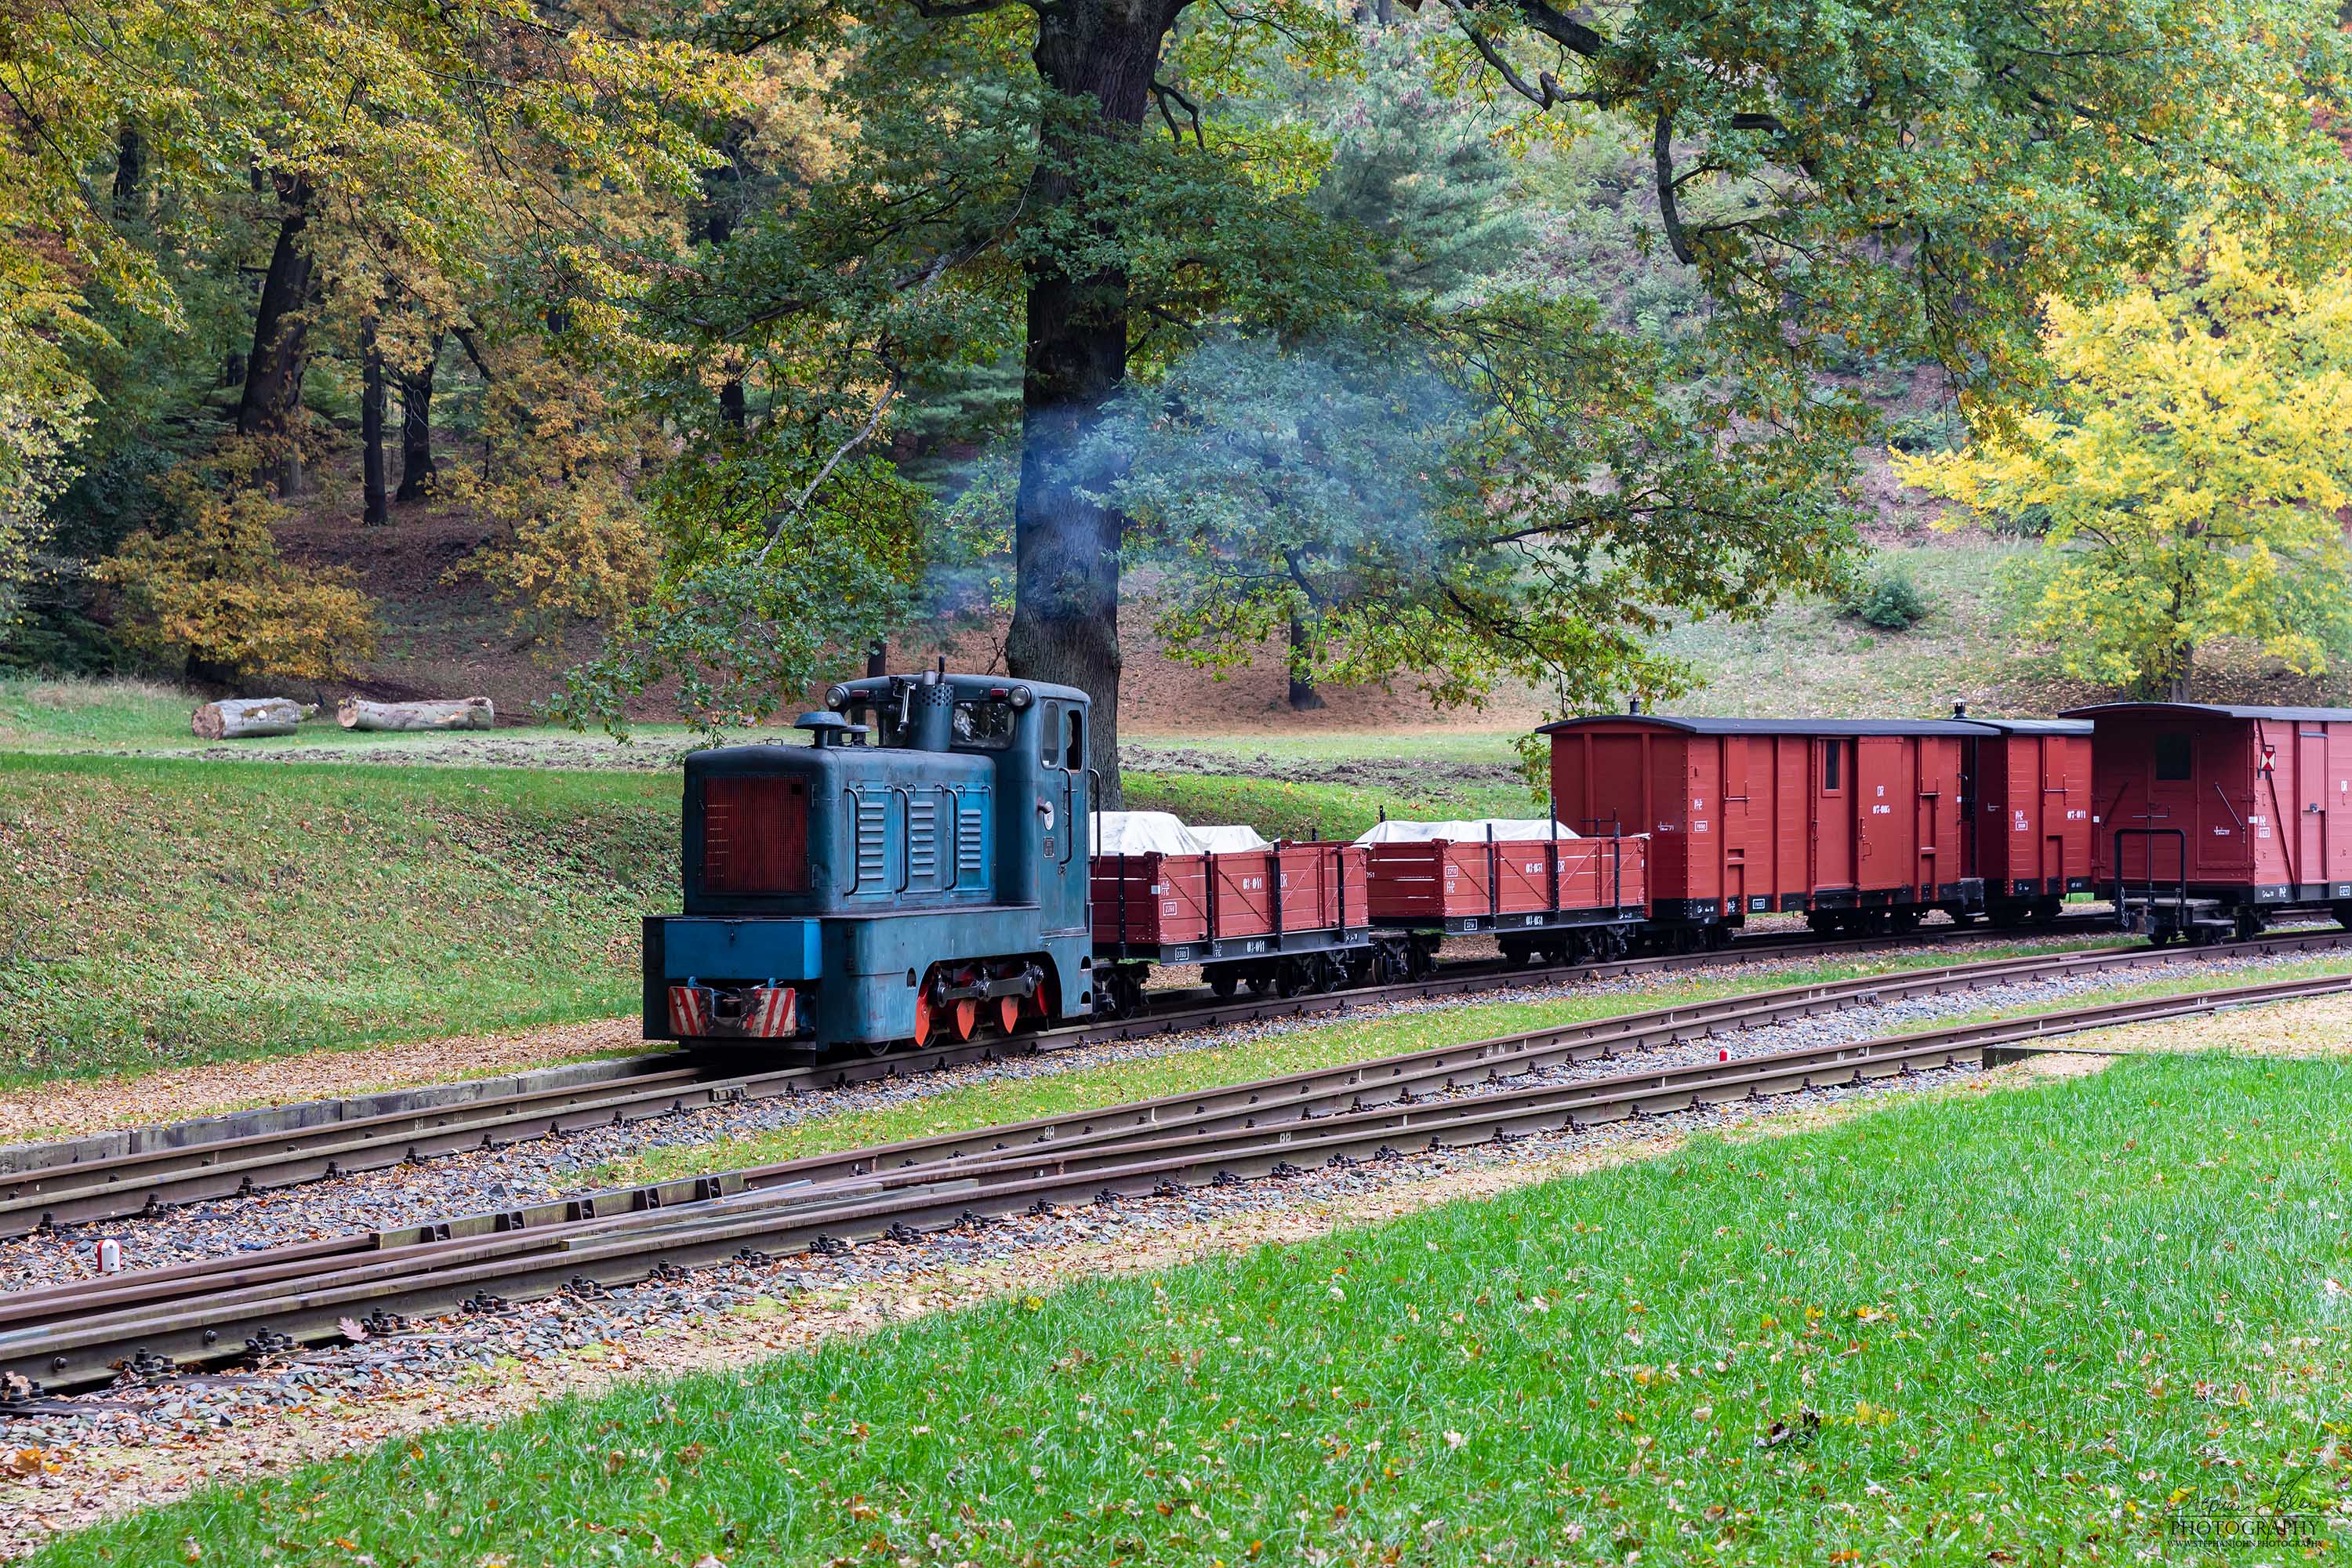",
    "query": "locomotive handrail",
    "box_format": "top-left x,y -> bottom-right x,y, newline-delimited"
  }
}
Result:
1058,771 -> 1077,868
890,786 -> 914,895
843,792 -> 863,895
2111,826 -> 2189,932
